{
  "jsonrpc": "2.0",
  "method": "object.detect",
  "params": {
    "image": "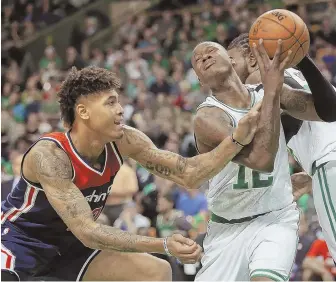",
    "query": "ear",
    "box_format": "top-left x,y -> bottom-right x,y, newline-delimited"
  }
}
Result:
198,77 -> 203,86
248,52 -> 257,68
76,104 -> 90,120
230,56 -> 236,67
